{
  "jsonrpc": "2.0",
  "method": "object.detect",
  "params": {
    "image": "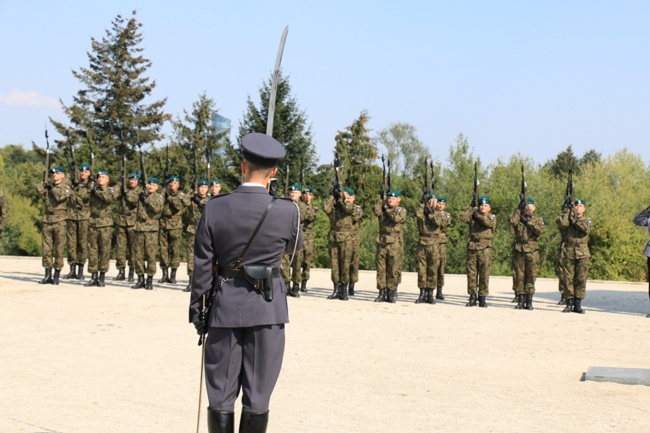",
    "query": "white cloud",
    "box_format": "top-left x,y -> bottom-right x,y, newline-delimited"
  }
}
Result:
0,89 -> 59,108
